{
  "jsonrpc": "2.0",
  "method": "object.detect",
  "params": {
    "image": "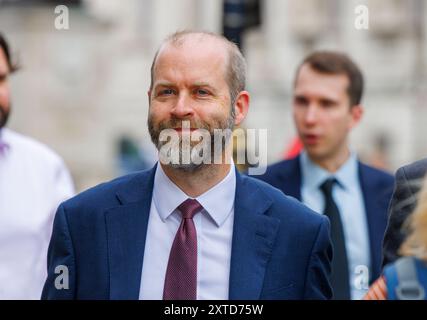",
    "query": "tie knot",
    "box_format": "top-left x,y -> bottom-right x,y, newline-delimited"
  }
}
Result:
178,199 -> 203,219
320,178 -> 337,195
